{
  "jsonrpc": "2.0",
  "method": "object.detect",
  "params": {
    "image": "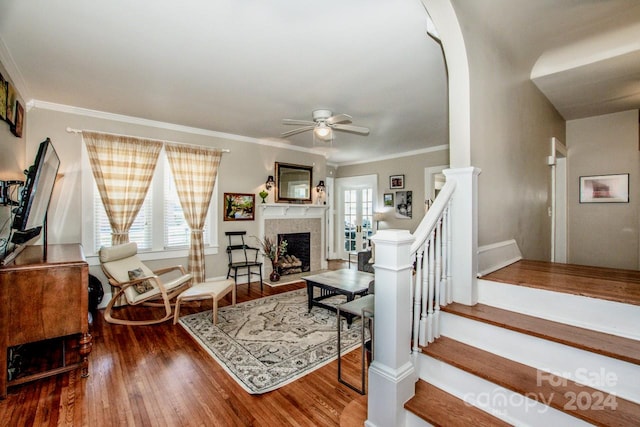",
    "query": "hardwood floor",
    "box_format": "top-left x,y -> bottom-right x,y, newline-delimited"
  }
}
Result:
483,259 -> 640,306
0,261 -> 370,426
